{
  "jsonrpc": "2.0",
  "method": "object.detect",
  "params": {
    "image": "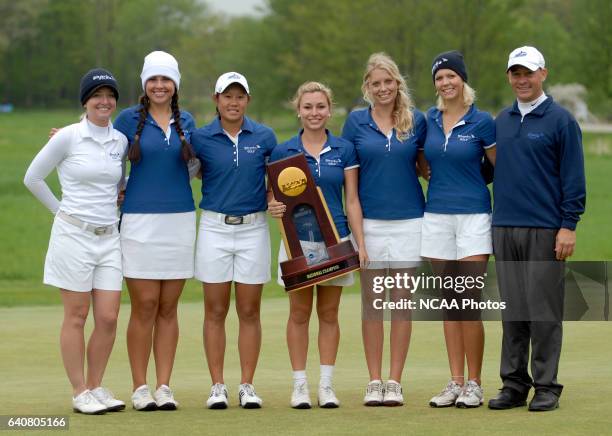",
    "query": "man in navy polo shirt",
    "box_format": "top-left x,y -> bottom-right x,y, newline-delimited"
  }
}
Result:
488,46 -> 586,412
